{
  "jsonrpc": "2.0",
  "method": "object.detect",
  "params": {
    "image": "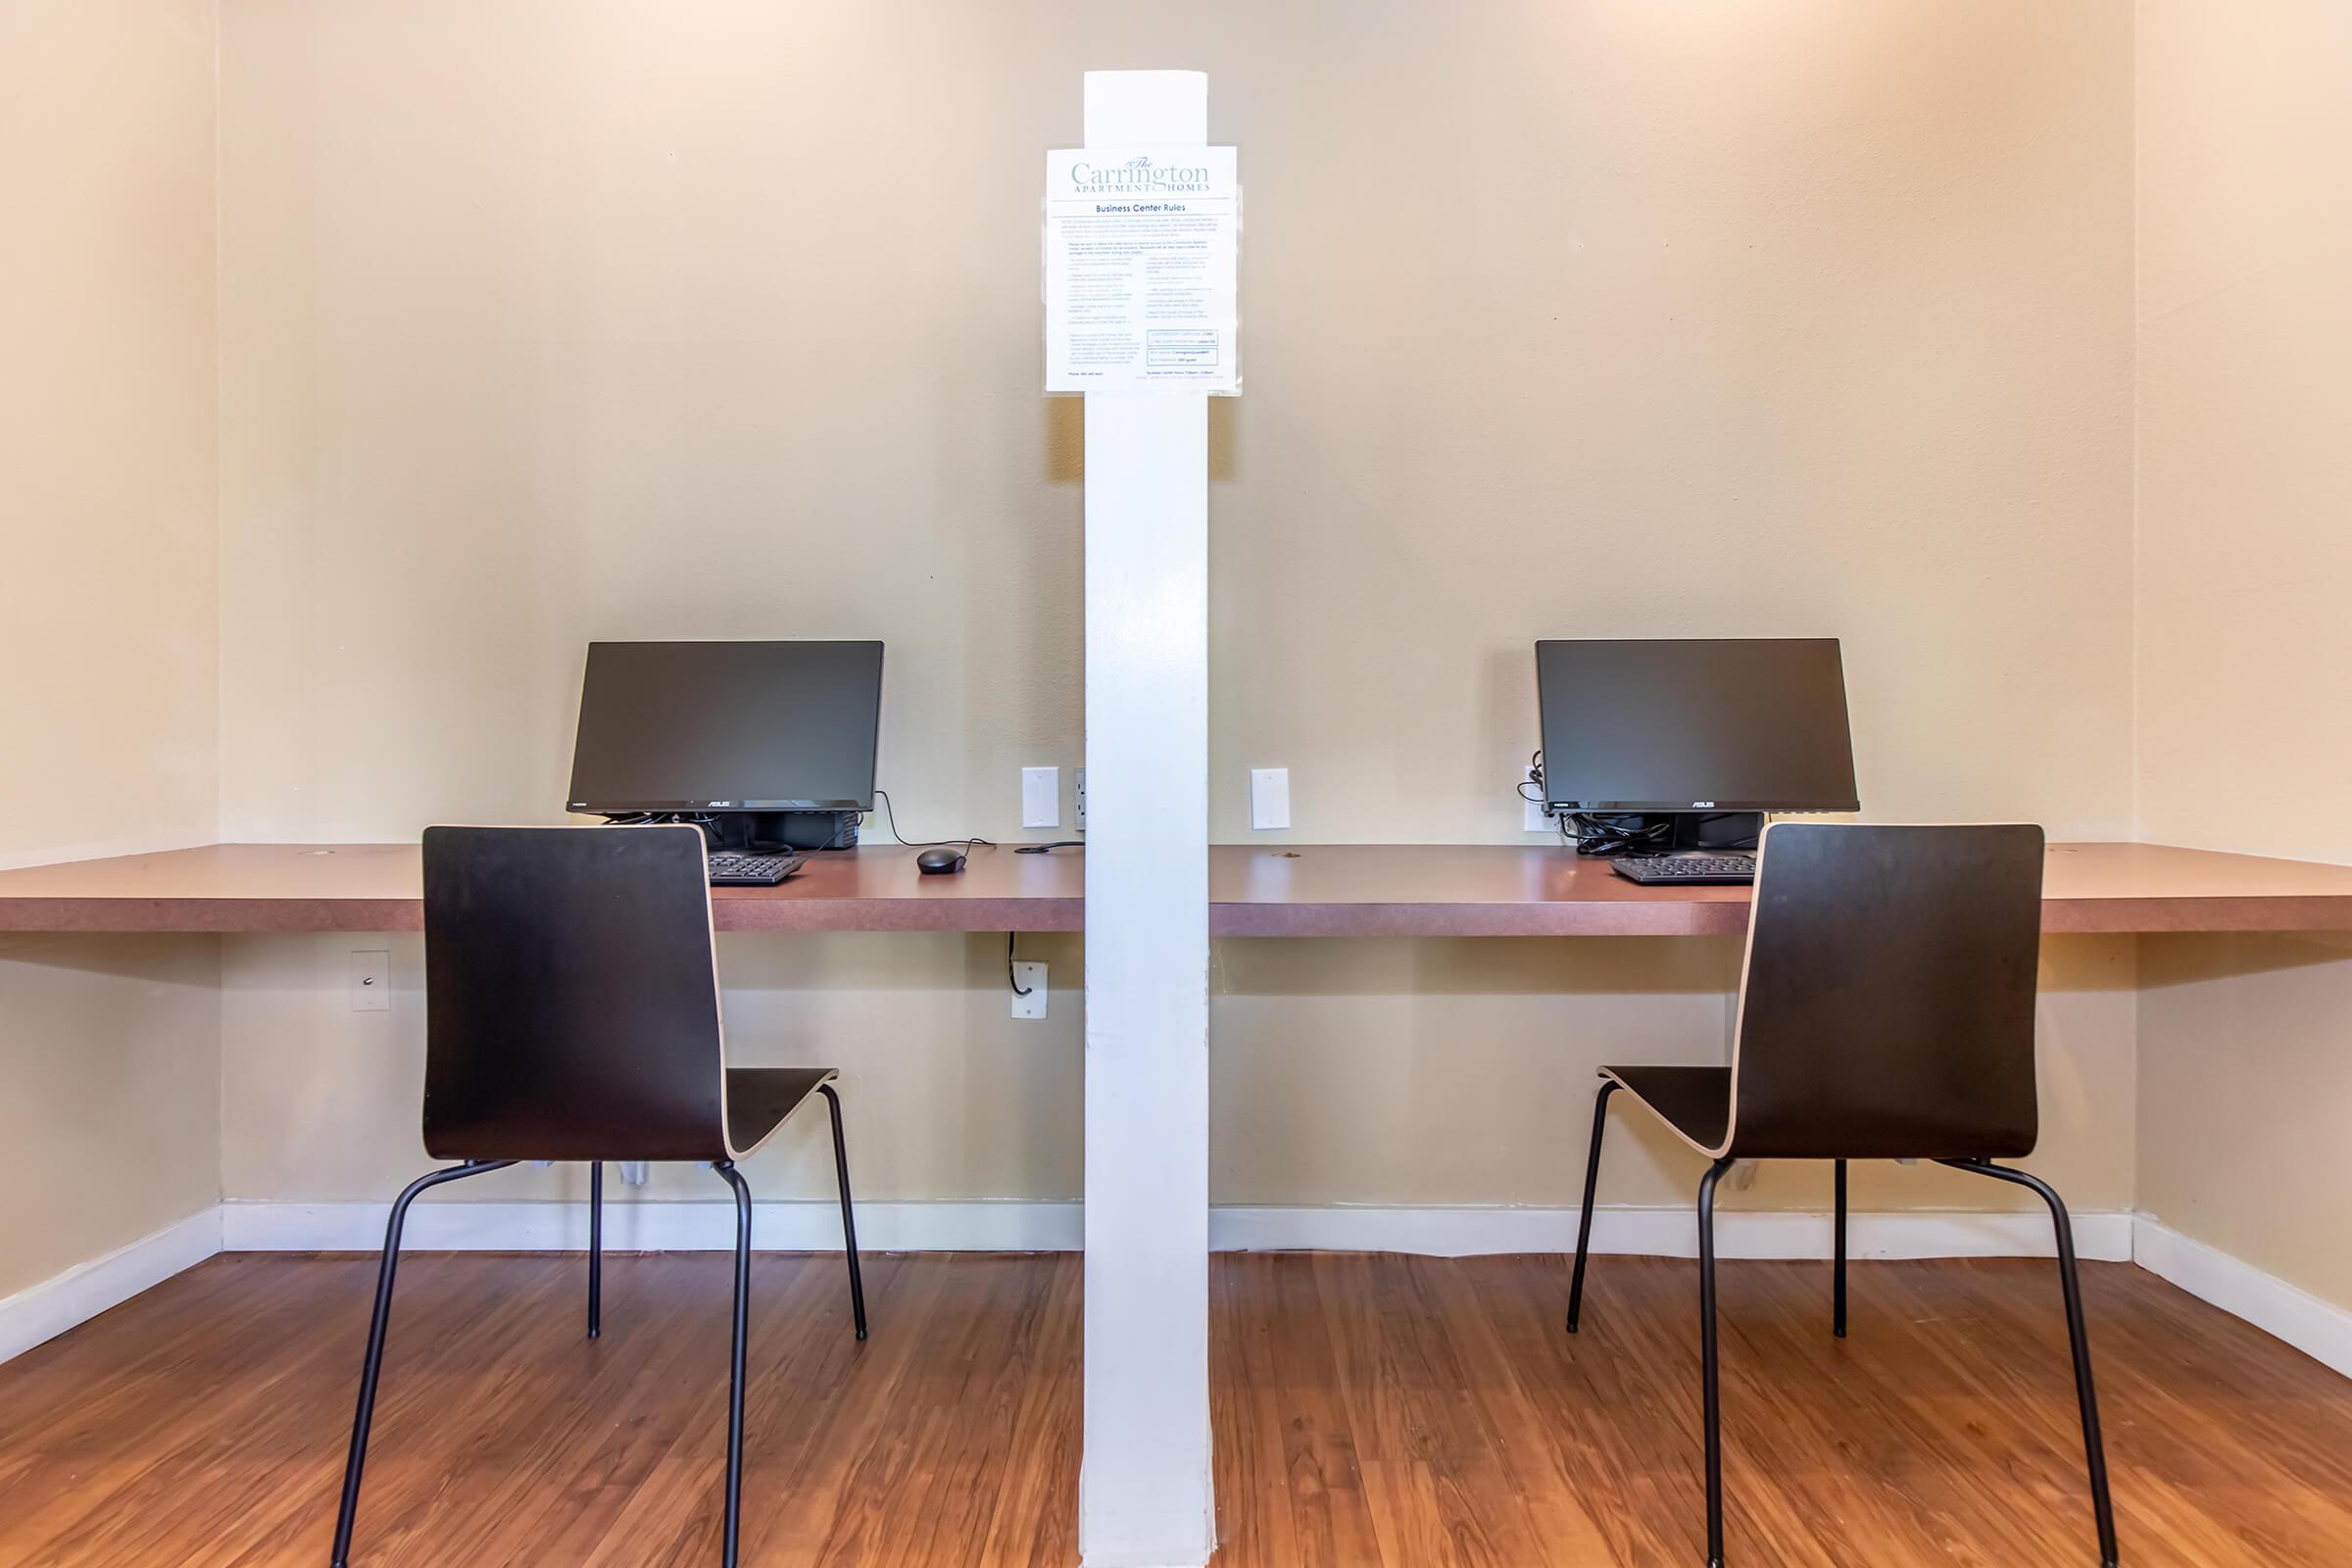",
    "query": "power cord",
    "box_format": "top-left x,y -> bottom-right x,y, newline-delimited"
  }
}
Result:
1567,813 -> 1673,857
870,789 -> 996,854
871,788 -> 1078,857
1518,750 -> 1671,857
1519,752 -> 1577,849
600,810 -> 724,842
1007,932 -> 1031,996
